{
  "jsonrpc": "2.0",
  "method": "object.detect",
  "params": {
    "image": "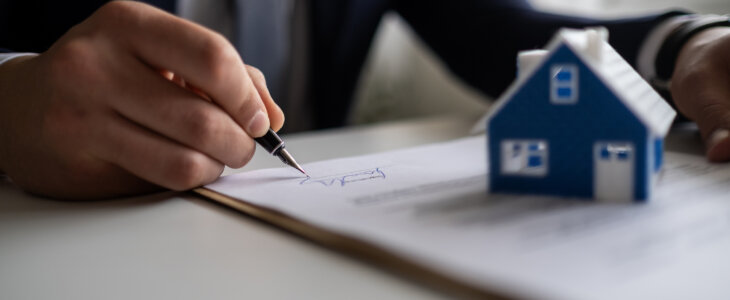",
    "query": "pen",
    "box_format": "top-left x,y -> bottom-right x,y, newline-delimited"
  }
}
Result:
254,128 -> 308,176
